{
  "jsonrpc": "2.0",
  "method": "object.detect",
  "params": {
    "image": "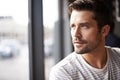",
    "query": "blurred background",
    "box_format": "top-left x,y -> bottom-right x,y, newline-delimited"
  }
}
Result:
0,0 -> 29,80
0,0 -> 120,80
